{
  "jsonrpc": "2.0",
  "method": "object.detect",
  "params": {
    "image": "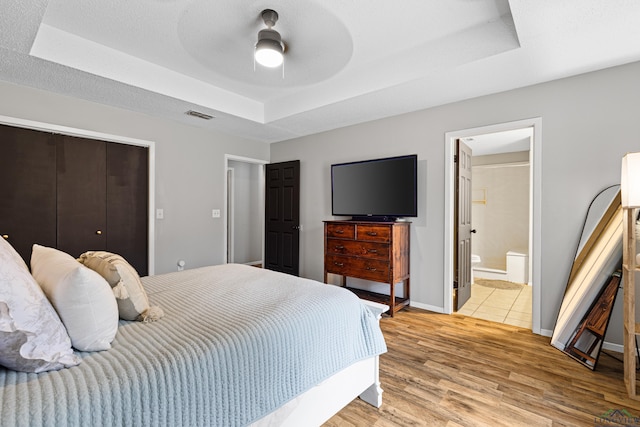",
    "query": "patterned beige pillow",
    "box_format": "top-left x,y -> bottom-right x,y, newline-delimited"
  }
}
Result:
78,251 -> 163,322
0,238 -> 80,372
